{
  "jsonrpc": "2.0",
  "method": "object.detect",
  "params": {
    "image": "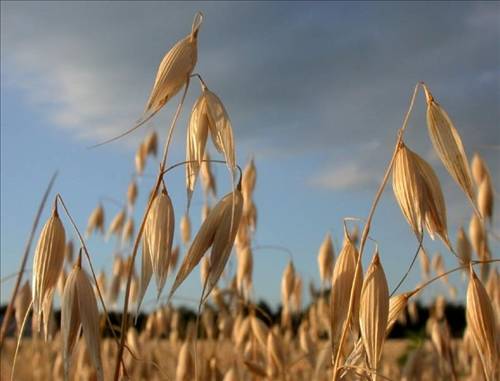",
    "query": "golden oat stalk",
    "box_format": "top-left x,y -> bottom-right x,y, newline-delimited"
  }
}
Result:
32,201 -> 66,340
91,12 -> 203,148
330,229 -> 362,354
169,187 -> 243,302
143,186 -> 175,299
85,203 -> 105,237
466,265 -> 499,381
392,142 -> 450,248
359,253 -> 389,379
186,83 -> 236,207
61,253 -> 103,381
423,84 -> 476,211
